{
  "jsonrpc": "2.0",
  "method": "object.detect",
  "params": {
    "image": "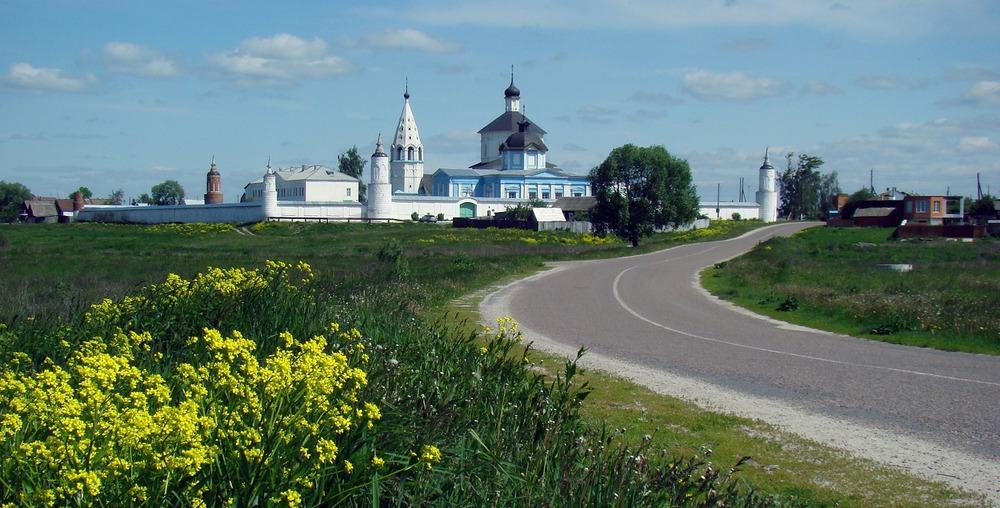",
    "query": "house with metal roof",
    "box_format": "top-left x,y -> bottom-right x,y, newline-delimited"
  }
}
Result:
243,163 -> 360,203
